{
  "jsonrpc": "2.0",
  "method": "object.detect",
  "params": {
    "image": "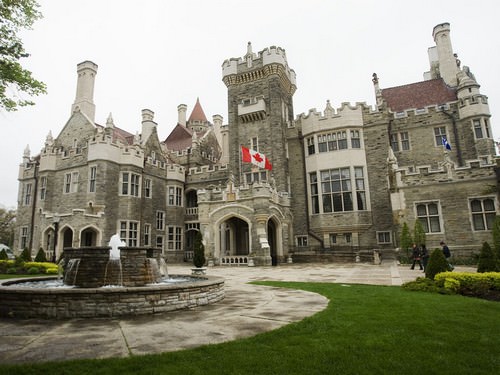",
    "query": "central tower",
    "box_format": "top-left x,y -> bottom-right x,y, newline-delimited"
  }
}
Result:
222,43 -> 297,192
